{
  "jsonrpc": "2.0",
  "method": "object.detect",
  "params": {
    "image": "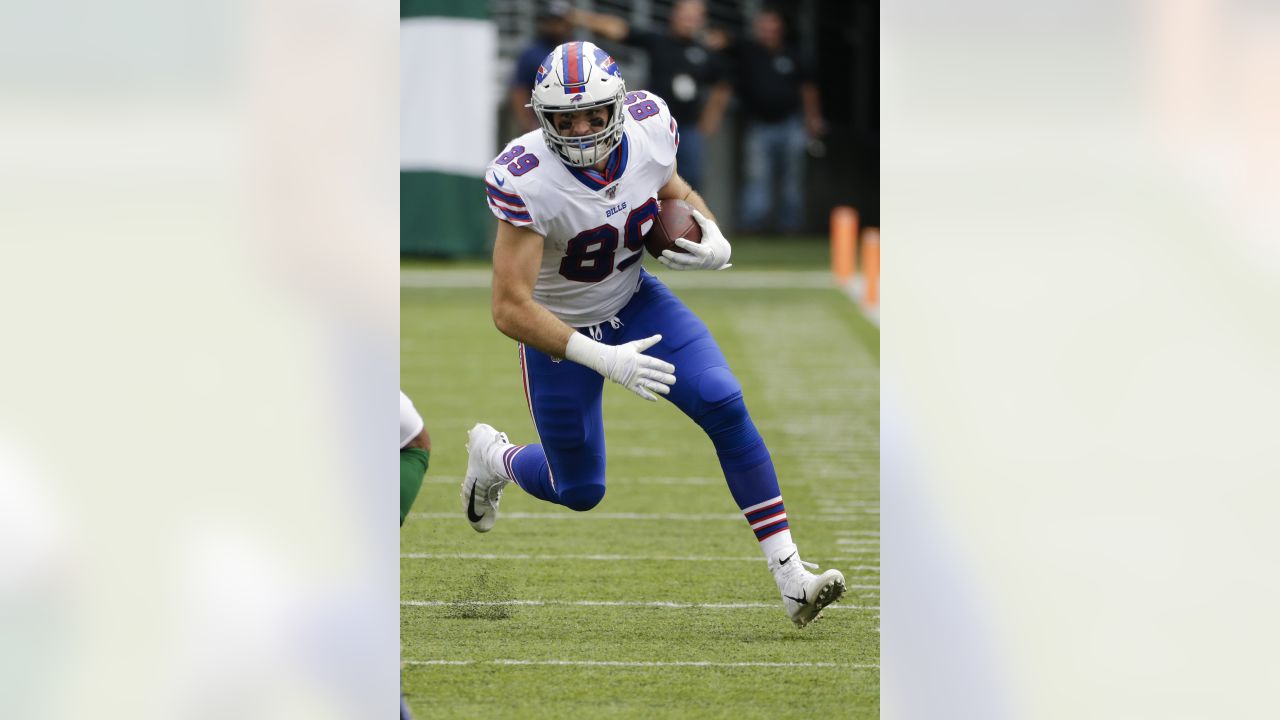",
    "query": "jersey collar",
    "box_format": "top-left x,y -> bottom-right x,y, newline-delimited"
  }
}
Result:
565,133 -> 630,192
